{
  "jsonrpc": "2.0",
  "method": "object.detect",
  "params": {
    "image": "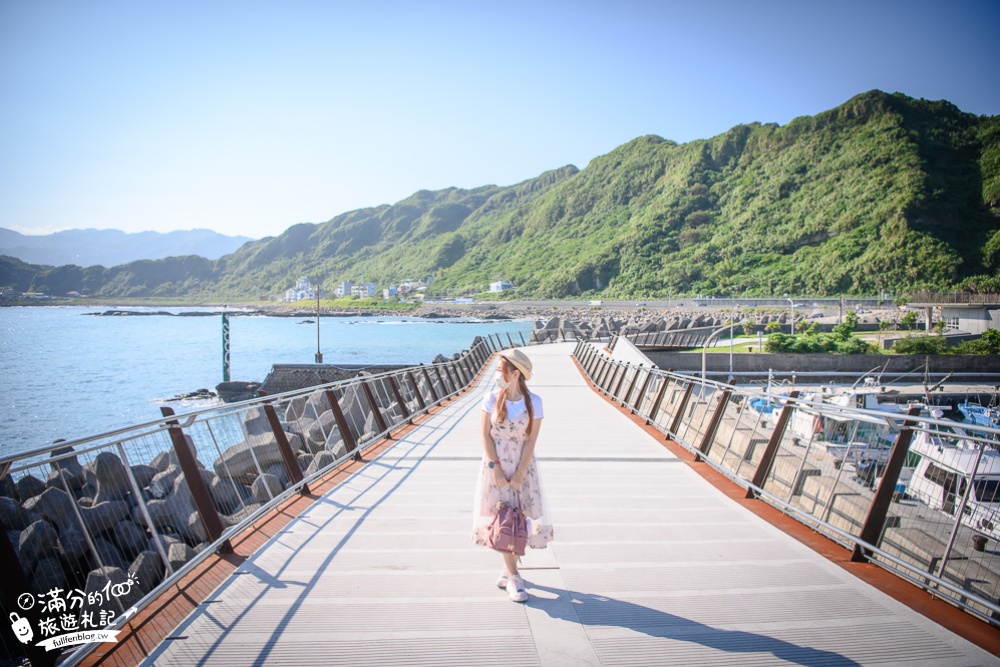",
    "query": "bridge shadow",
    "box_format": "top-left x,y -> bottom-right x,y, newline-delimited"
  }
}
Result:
528,582 -> 861,667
